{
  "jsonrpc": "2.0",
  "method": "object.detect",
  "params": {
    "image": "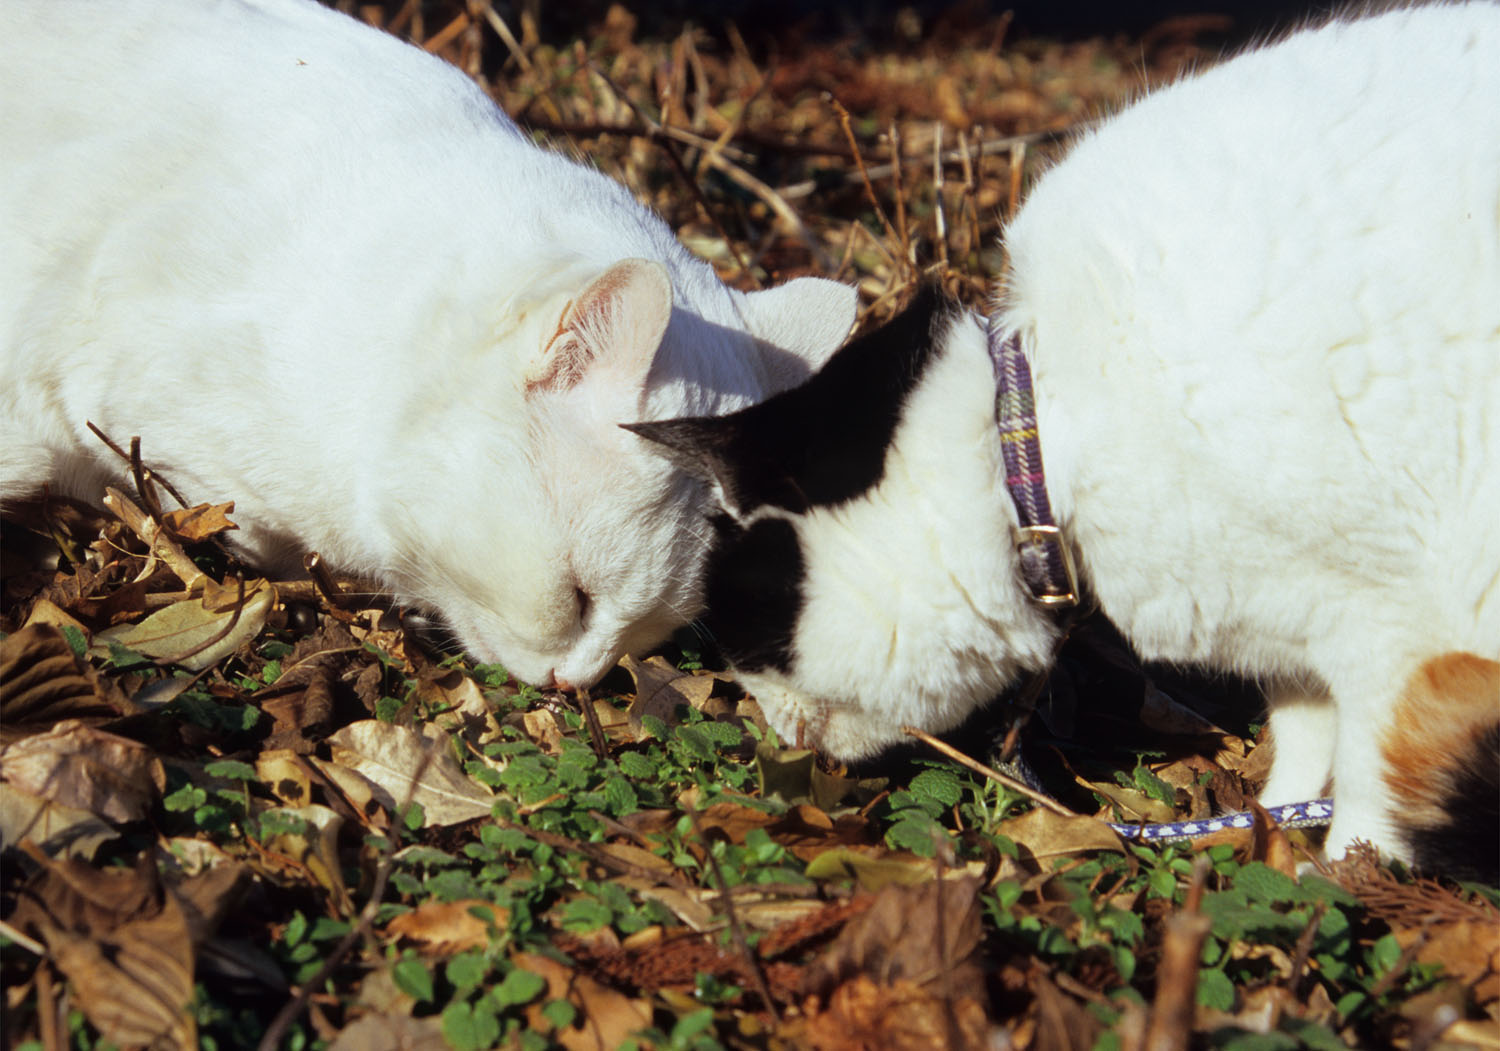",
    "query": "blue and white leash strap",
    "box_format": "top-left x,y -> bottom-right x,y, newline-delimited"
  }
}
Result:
1106,798 -> 1334,843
